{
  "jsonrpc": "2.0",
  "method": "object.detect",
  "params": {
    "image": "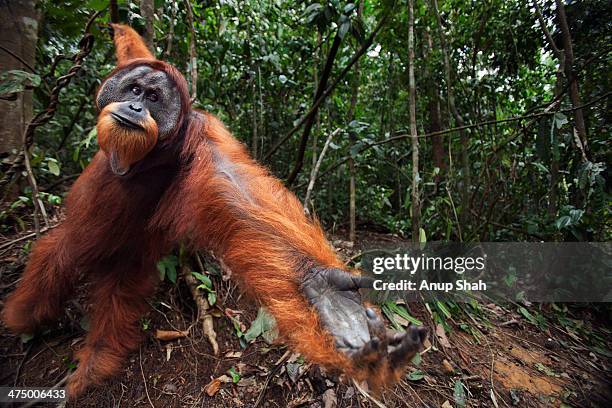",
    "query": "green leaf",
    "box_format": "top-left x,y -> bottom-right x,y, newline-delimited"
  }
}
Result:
343,3 -> 356,14
207,291 -> 216,306
555,215 -> 572,230
454,380 -> 467,407
436,301 -> 452,319
407,370 -> 425,381
419,228 -> 427,243
192,271 -> 212,289
228,367 -> 240,383
410,352 -> 422,366
47,159 -> 60,176
338,21 -> 350,39
157,255 -> 179,284
244,307 -> 278,343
